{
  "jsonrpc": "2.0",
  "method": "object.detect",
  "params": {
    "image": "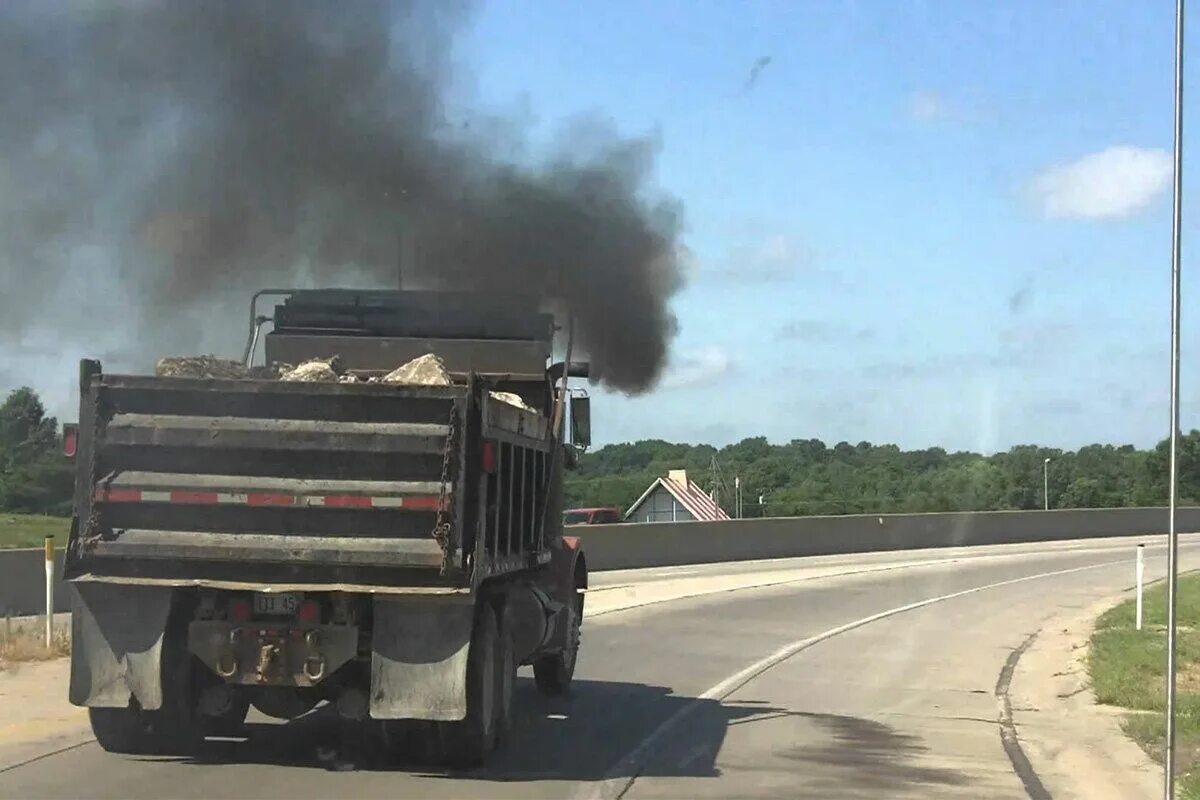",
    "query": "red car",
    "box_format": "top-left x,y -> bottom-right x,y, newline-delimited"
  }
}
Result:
563,507 -> 623,525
